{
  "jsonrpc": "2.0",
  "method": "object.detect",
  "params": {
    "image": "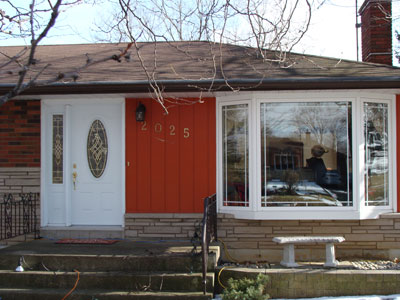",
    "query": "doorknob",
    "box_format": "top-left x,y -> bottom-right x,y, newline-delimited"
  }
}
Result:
72,171 -> 77,190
